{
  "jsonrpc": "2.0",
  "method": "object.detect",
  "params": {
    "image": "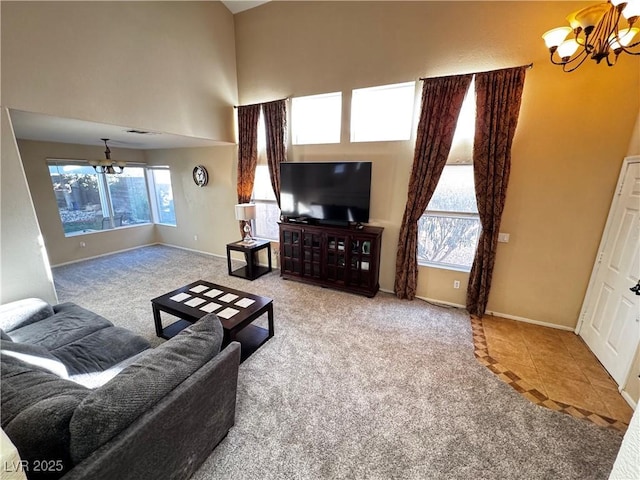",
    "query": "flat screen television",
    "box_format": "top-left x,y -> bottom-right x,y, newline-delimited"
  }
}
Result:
280,161 -> 371,225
